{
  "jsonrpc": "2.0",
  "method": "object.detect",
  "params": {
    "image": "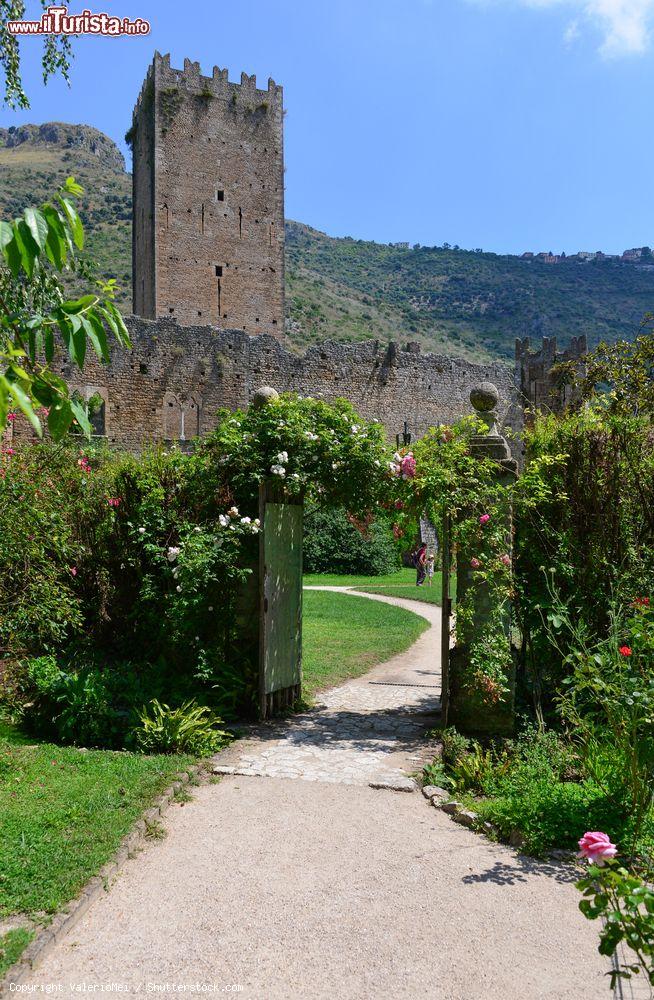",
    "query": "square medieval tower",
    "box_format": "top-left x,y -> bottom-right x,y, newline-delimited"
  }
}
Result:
131,52 -> 284,337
